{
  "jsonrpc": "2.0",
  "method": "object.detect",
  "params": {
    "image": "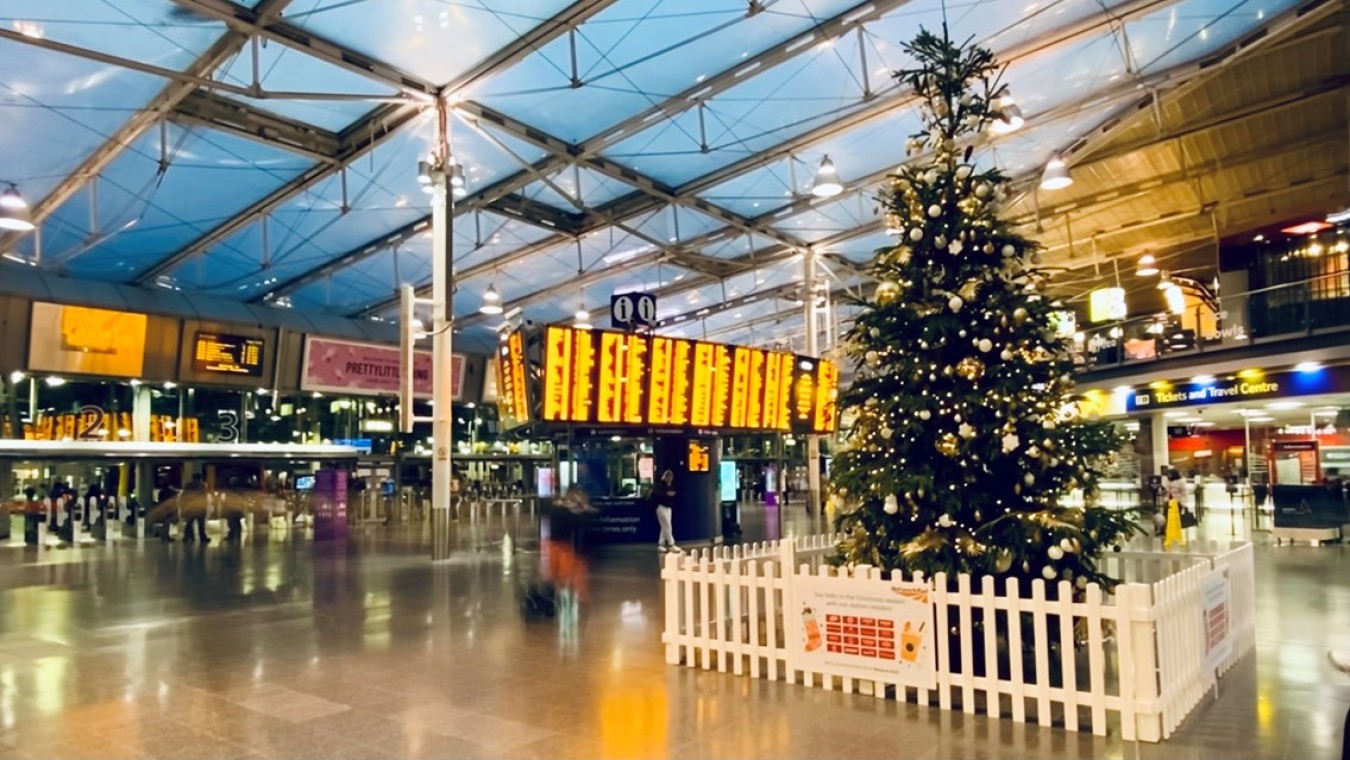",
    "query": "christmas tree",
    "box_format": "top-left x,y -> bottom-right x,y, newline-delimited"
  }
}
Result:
830,28 -> 1139,589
